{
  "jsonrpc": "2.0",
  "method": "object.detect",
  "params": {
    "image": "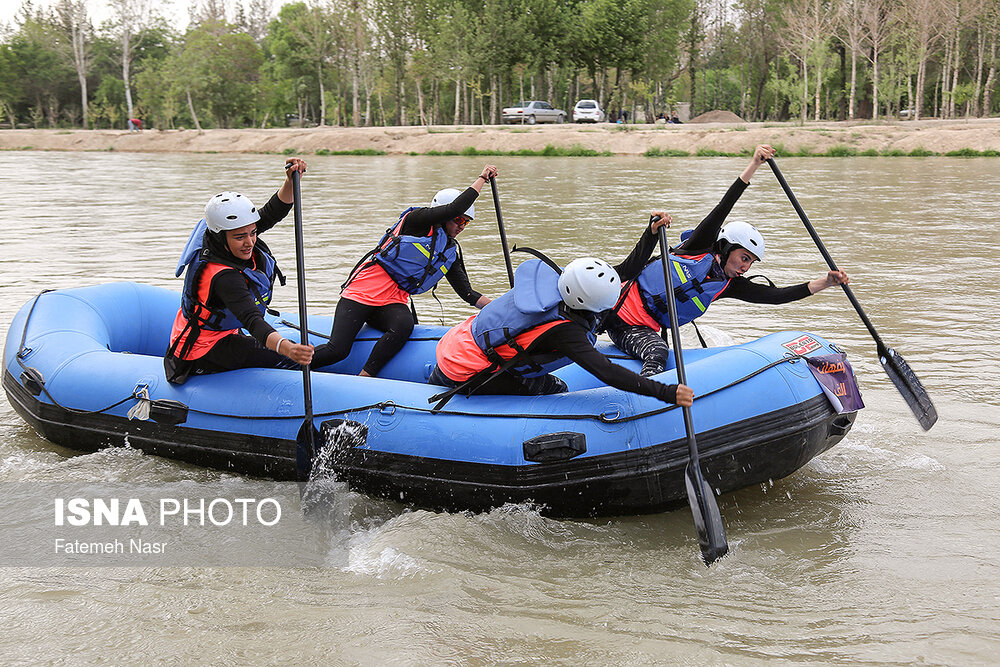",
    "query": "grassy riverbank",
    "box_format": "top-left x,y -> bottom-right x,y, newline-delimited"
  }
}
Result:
4,117 -> 1000,156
